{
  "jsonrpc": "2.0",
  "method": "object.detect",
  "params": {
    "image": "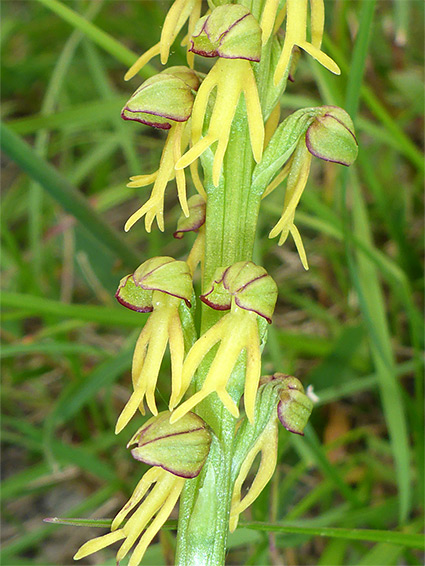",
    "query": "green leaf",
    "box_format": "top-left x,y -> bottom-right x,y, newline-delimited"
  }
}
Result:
240,524 -> 425,549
